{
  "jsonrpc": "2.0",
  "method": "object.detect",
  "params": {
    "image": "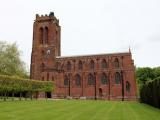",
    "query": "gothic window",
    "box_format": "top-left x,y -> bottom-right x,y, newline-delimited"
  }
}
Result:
115,72 -> 121,84
64,75 -> 69,86
101,59 -> 107,68
114,58 -> 119,68
78,60 -> 83,70
75,74 -> 81,86
88,73 -> 95,85
101,73 -> 108,85
44,27 -> 49,44
126,81 -> 131,92
39,27 -> 43,44
67,61 -> 71,71
90,60 -> 94,70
